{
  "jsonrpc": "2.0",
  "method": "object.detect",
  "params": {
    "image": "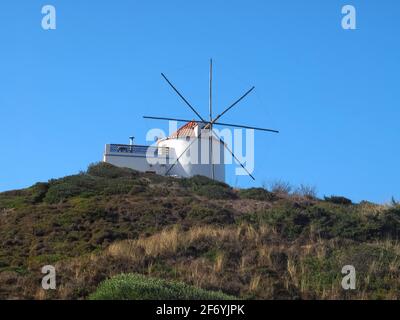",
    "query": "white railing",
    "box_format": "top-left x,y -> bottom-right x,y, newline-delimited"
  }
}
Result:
105,144 -> 169,158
